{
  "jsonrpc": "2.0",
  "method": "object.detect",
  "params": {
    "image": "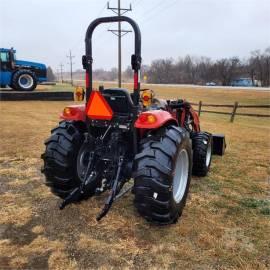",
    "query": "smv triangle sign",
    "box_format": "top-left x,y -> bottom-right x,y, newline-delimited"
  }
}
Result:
86,91 -> 114,120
